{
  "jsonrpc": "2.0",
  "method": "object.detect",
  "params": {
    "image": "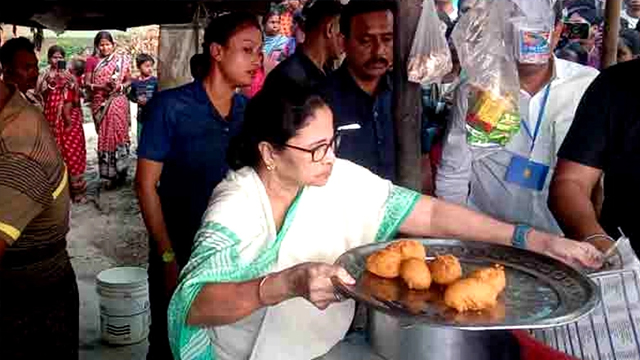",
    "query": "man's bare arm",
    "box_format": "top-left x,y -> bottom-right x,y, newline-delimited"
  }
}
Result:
549,159 -> 605,240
